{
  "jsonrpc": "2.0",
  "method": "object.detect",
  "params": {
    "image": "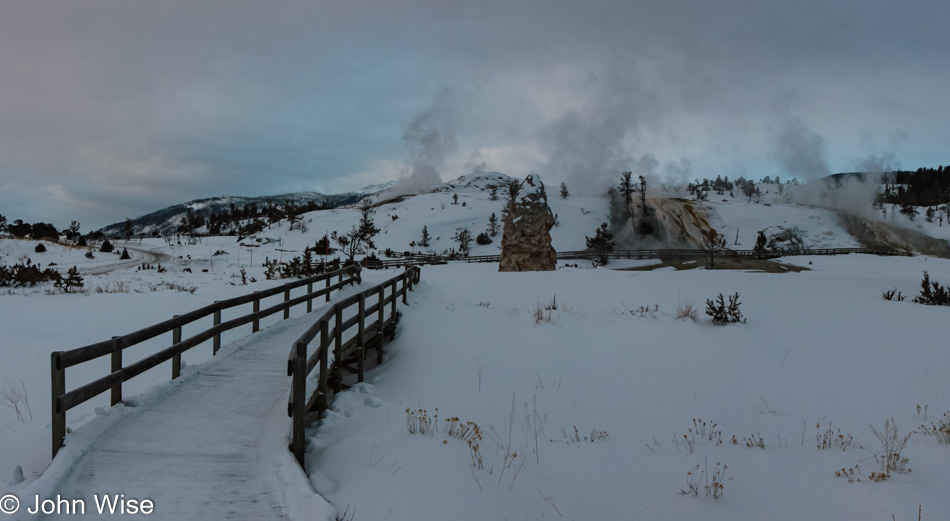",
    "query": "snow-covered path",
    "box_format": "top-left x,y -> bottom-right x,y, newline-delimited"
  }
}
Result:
38,312 -> 334,520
